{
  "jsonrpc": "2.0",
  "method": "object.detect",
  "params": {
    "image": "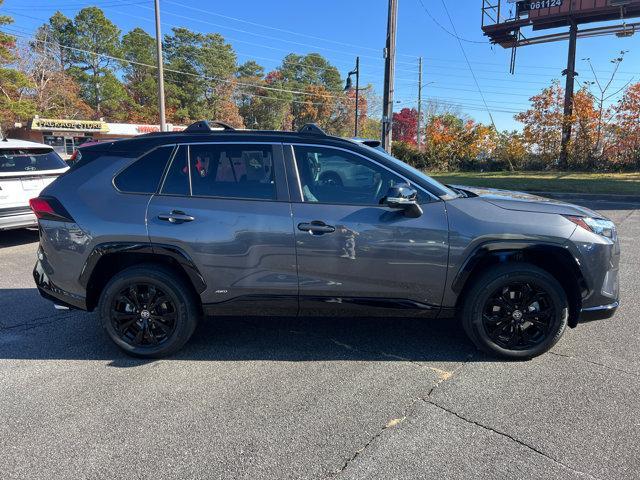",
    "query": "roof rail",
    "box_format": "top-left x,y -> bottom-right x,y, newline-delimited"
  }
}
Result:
298,123 -> 327,136
185,120 -> 236,133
